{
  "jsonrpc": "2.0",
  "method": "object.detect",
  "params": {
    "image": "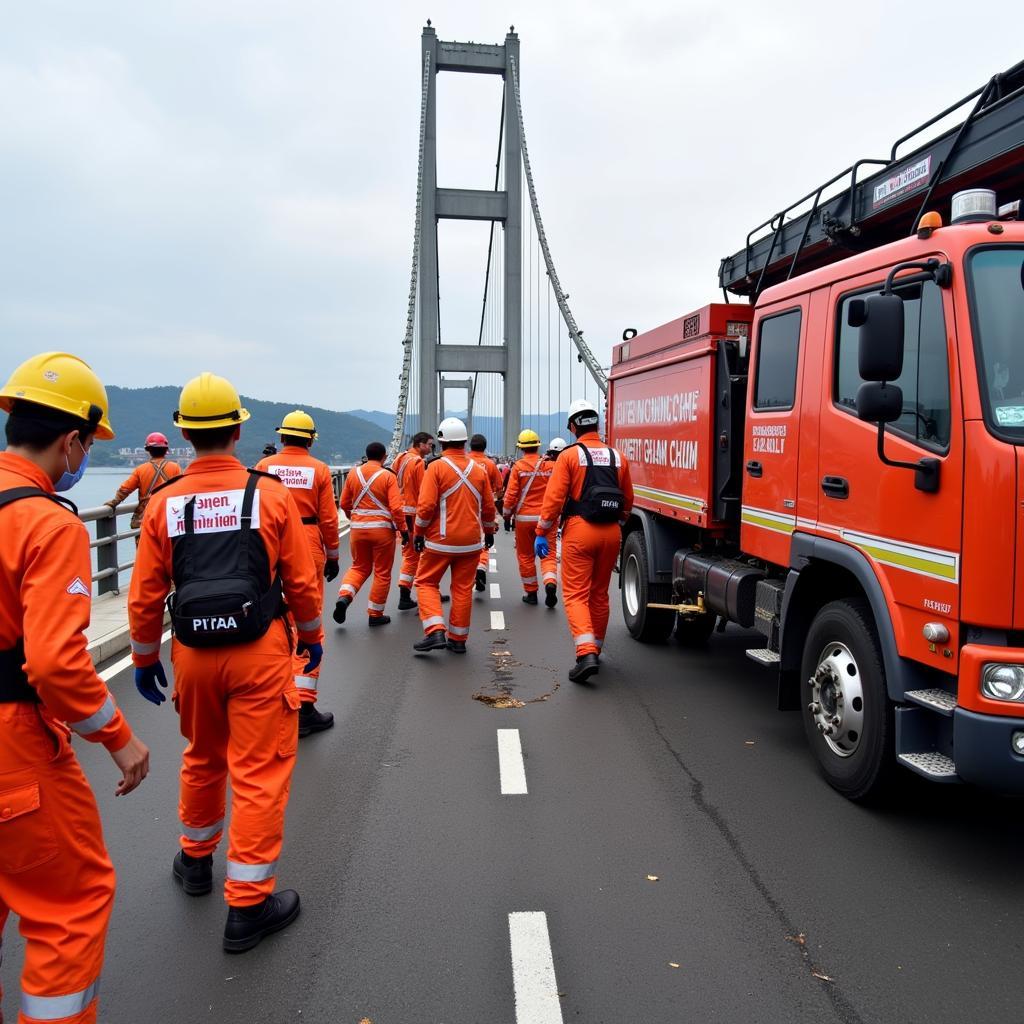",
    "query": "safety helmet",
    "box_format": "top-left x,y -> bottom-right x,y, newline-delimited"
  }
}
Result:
276,409 -> 318,439
547,436 -> 567,452
567,397 -> 600,423
436,416 -> 468,442
517,428 -> 541,448
145,431 -> 170,448
0,352 -> 115,440
173,372 -> 250,430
